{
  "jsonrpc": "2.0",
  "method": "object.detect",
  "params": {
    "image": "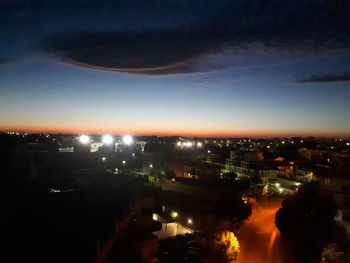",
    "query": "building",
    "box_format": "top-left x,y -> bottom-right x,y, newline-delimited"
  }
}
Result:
183,162 -> 222,180
274,157 -> 295,178
316,163 -> 350,234
298,147 -> 330,161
